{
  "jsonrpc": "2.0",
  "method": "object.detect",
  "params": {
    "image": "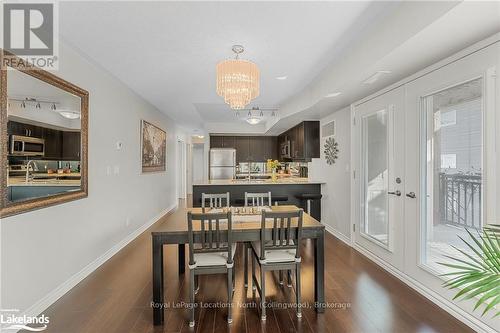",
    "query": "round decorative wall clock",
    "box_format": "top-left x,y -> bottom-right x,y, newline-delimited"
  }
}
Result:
324,137 -> 339,165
